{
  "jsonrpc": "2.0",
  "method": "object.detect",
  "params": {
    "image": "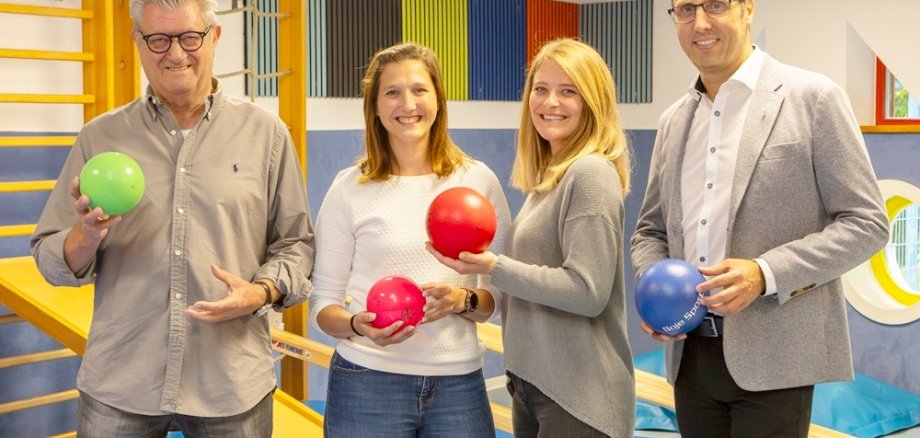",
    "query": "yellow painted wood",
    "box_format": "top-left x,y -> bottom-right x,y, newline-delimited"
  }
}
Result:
270,327 -> 333,369
276,0 -> 309,400
0,180 -> 55,193
82,0 -> 116,120
0,48 -> 93,62
0,225 -> 35,238
0,136 -> 75,147
0,389 -> 78,414
634,369 -> 676,408
861,125 -> 920,133
0,257 -> 92,354
273,389 -> 325,435
477,322 -> 503,353
47,432 -> 75,438
490,401 -> 513,433
277,0 -> 306,177
0,348 -> 76,369
0,3 -> 92,19
0,93 -> 93,104
112,1 -> 140,107
0,257 -> 323,435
